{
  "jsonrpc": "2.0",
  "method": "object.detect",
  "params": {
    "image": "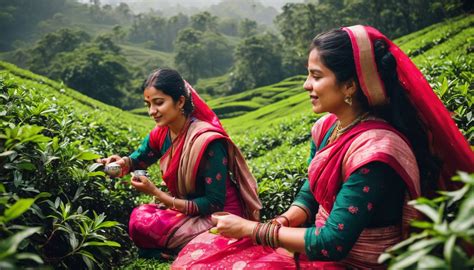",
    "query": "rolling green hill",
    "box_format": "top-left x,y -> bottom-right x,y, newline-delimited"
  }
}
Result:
0,61 -> 155,134
210,15 -> 473,135
119,44 -> 175,67
1,14 -> 472,269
